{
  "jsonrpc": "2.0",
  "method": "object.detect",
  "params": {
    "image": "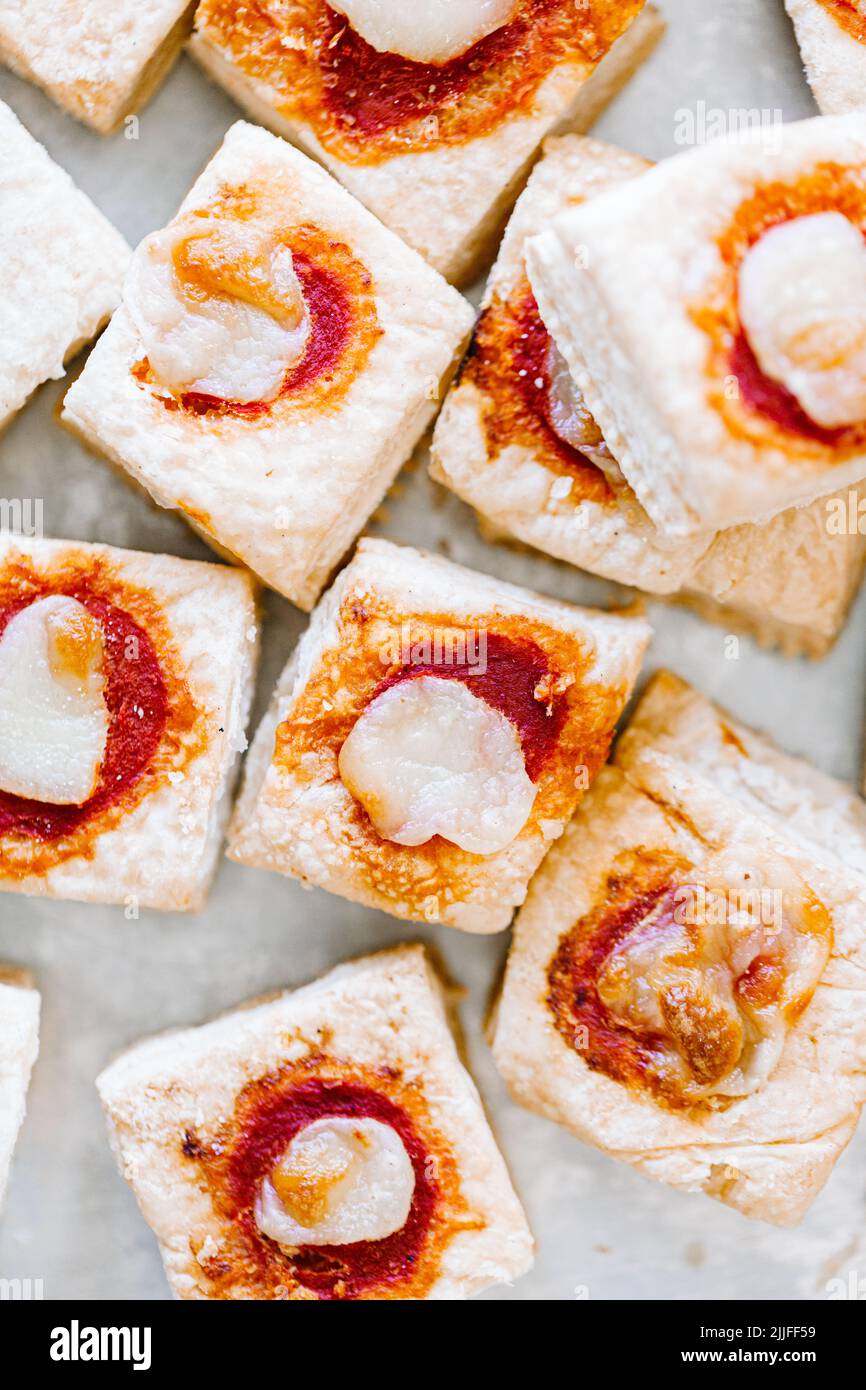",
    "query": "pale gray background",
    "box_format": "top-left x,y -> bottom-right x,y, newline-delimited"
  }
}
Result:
1,0 -> 865,1301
